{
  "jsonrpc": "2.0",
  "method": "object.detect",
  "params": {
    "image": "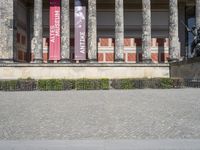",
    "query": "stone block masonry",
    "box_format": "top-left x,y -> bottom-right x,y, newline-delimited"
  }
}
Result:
0,64 -> 169,79
0,1 -> 14,62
